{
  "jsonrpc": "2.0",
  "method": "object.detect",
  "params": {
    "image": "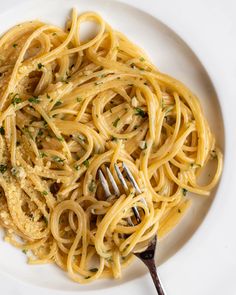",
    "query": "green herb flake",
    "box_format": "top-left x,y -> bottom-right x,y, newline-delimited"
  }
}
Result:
78,135 -> 85,142
22,249 -> 27,254
76,97 -> 82,102
89,268 -> 98,272
57,137 -> 64,142
74,165 -> 80,171
0,127 -> 5,135
113,117 -> 120,127
85,276 -> 91,279
43,216 -> 48,225
88,180 -> 96,193
46,94 -> 50,99
52,156 -> 64,163
182,188 -> 188,196
38,129 -> 43,136
55,101 -> 62,107
11,94 -> 22,106
40,152 -> 47,158
37,63 -> 44,70
111,136 -> 117,141
0,164 -> 7,174
42,191 -> 48,196
28,96 -> 40,104
134,108 -> 147,118
139,57 -> 145,62
13,43 -> 18,48
52,32 -> 57,36
83,159 -> 89,168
